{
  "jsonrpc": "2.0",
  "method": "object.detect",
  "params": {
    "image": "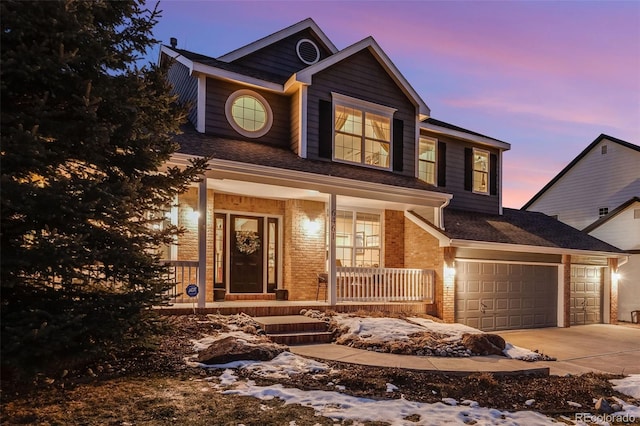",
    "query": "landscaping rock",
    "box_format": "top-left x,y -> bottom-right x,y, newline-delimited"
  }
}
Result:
196,336 -> 287,365
594,397 -> 614,414
461,333 -> 506,356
